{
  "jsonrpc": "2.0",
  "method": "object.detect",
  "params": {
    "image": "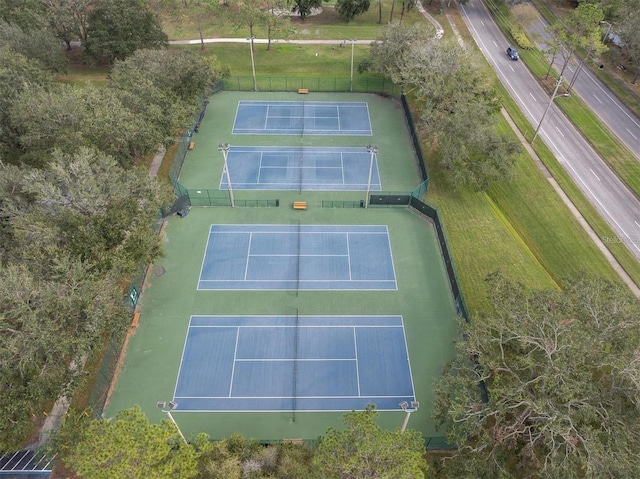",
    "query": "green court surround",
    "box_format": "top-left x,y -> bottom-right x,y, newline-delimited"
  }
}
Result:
104,91 -> 458,444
